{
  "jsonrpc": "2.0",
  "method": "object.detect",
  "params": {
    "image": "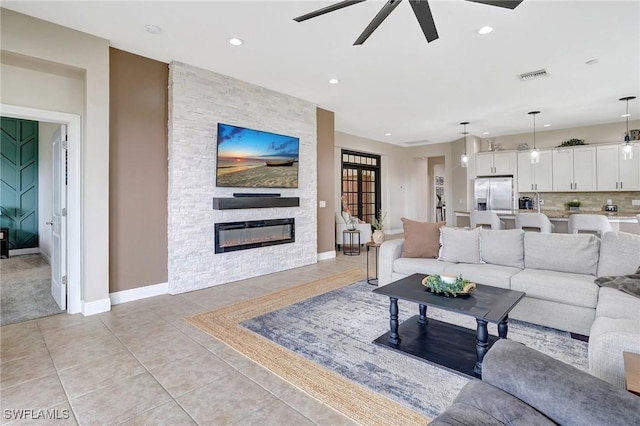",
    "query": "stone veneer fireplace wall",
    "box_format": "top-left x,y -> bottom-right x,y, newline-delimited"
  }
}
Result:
168,61 -> 318,294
